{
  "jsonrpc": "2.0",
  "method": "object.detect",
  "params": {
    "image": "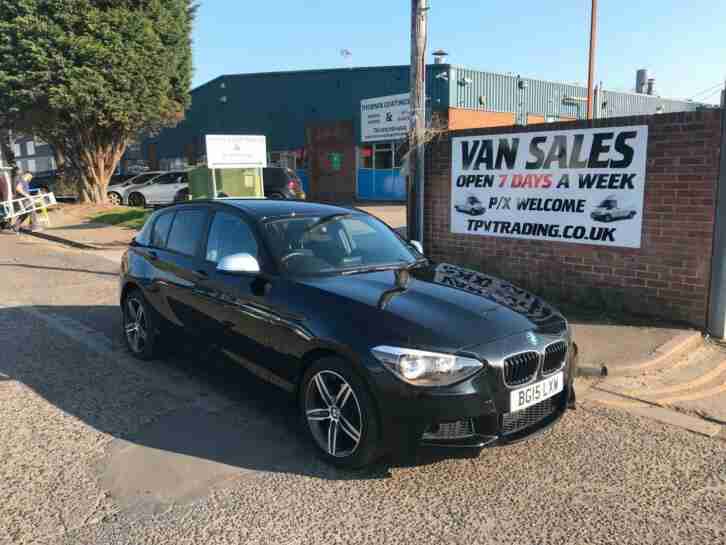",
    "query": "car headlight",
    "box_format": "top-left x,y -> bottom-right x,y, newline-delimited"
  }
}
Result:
371,346 -> 484,386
